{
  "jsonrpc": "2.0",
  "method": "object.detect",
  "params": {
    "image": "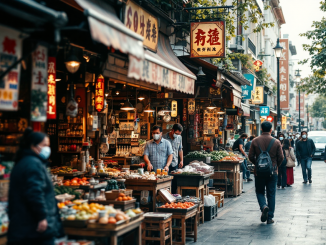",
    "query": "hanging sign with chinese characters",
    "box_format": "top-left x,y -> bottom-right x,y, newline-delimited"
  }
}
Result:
279,39 -> 289,110
0,25 -> 22,111
282,116 -> 287,130
125,0 -> 158,52
260,106 -> 270,116
190,21 -> 226,58
188,98 -> 195,115
31,45 -> 48,122
251,86 -> 264,104
266,116 -> 274,122
242,74 -> 254,100
47,57 -> 56,119
171,100 -> 177,117
253,60 -> 263,72
95,75 -> 104,112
